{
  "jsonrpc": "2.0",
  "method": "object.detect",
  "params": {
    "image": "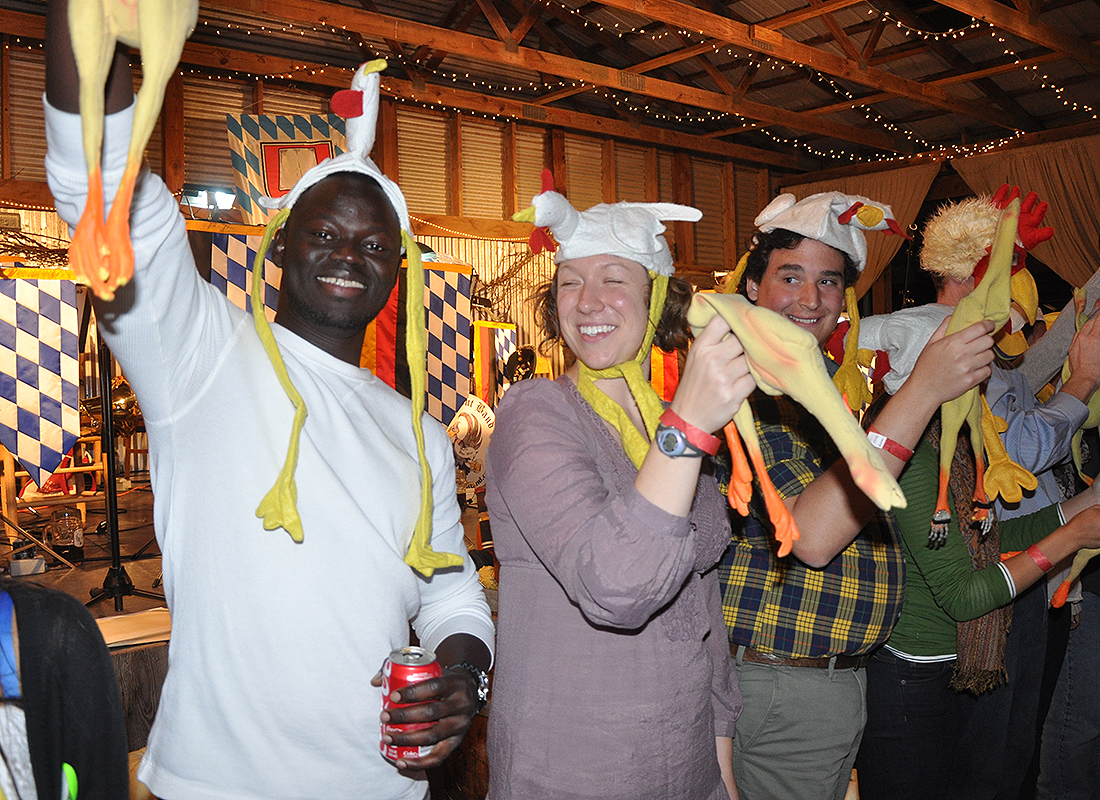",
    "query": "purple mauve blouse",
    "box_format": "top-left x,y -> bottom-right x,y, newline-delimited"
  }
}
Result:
485,376 -> 740,800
